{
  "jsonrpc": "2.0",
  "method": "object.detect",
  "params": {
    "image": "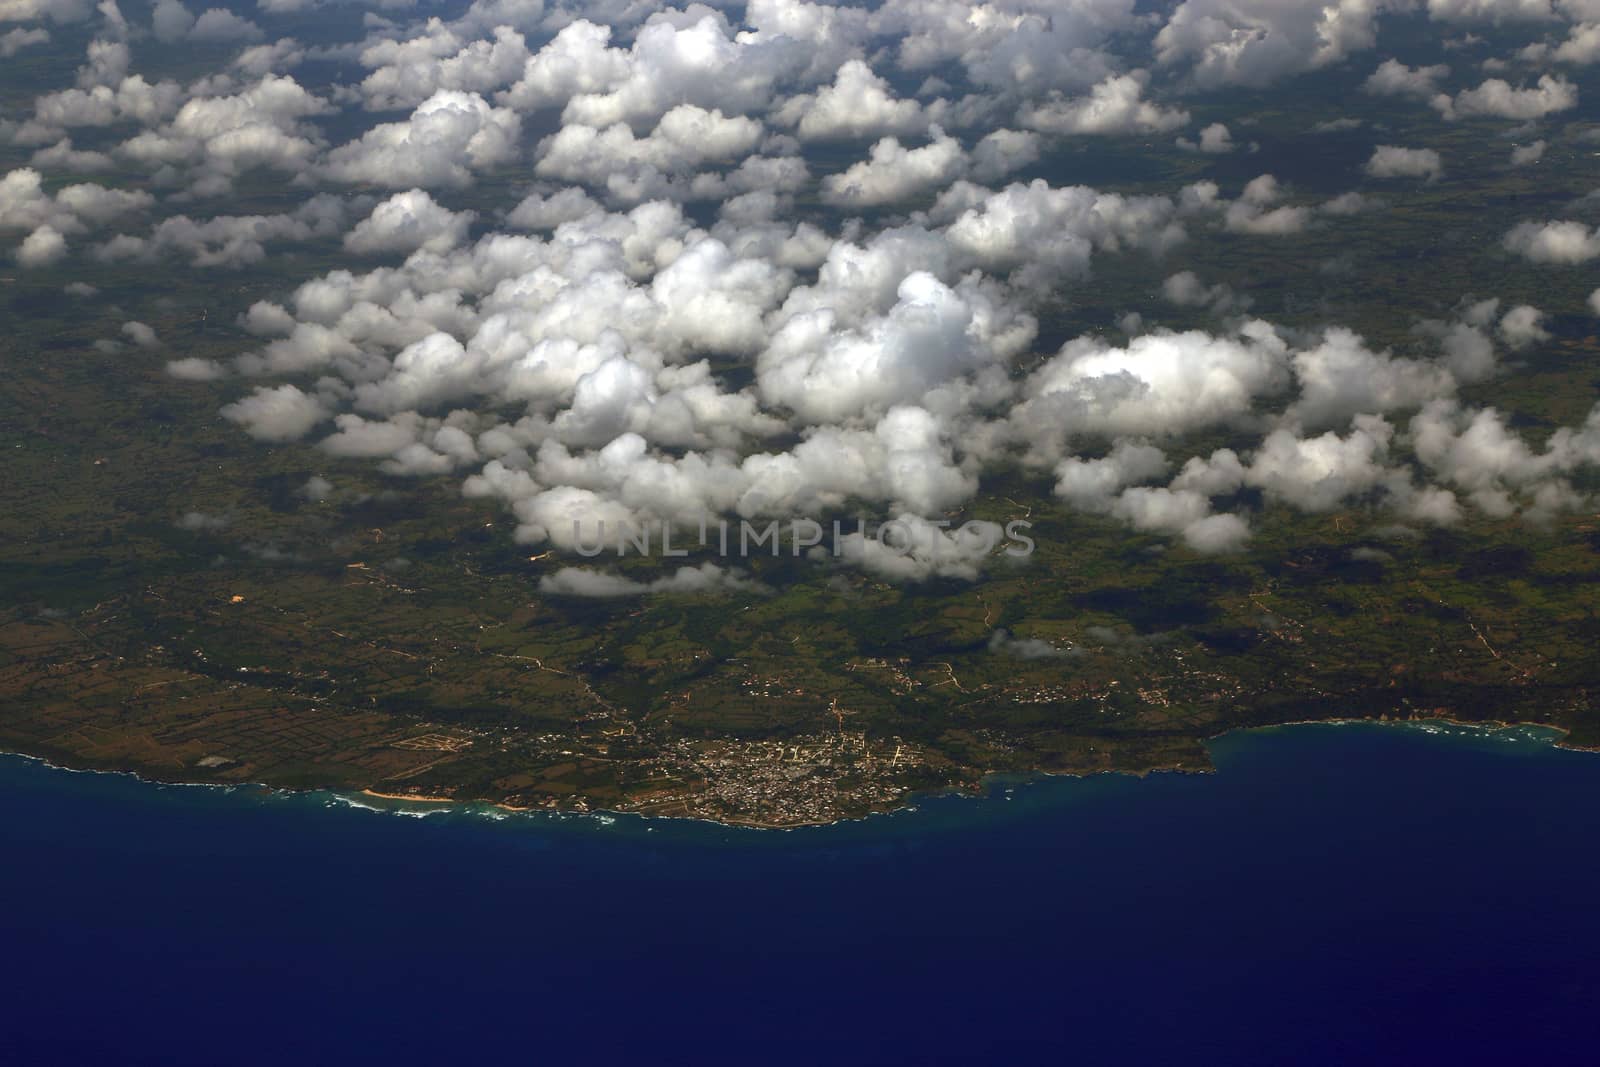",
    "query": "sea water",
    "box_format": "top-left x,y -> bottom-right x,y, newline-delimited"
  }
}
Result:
2,721 -> 1598,1064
